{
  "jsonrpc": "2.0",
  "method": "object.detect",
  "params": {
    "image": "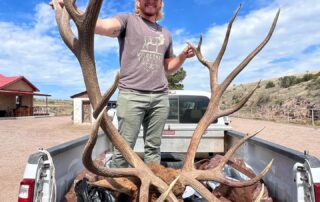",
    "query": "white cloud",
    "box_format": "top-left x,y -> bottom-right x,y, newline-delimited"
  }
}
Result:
1,0 -> 319,99
0,2 -> 119,99
174,28 -> 185,36
177,0 -> 320,92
